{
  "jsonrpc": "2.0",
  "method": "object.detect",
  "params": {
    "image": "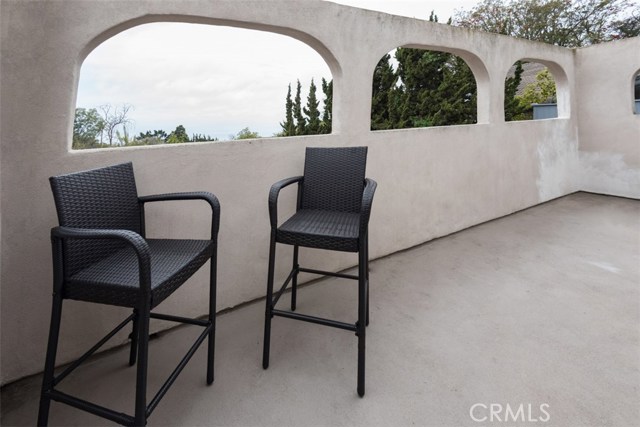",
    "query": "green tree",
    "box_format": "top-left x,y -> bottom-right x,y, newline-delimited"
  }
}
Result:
303,79 -> 321,134
371,54 -> 397,130
454,0 -> 637,47
233,127 -> 260,140
138,129 -> 168,140
280,83 -> 295,136
387,13 -> 471,128
504,61 -> 525,121
73,108 -> 105,149
320,78 -> 332,134
191,133 -> 217,142
293,80 -> 306,135
429,55 -> 477,126
135,129 -> 167,145
166,124 -> 189,144
393,44 -> 476,128
511,68 -> 557,120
